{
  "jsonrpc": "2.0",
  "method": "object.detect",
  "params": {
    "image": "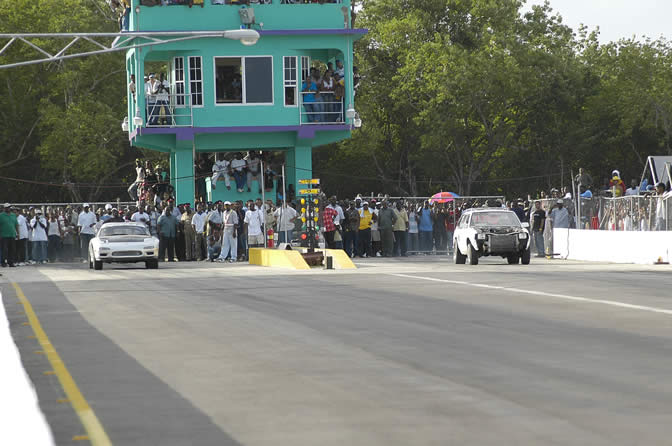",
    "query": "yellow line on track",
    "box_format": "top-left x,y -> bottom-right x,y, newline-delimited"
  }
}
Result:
12,282 -> 112,446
